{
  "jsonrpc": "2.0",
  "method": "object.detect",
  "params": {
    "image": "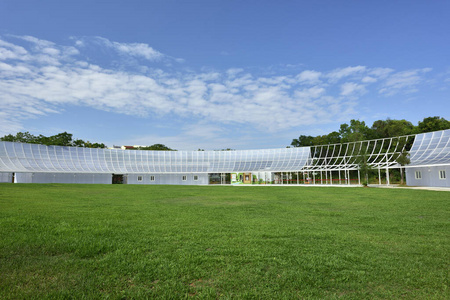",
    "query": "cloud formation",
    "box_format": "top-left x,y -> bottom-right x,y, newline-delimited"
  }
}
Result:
0,35 -> 433,137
